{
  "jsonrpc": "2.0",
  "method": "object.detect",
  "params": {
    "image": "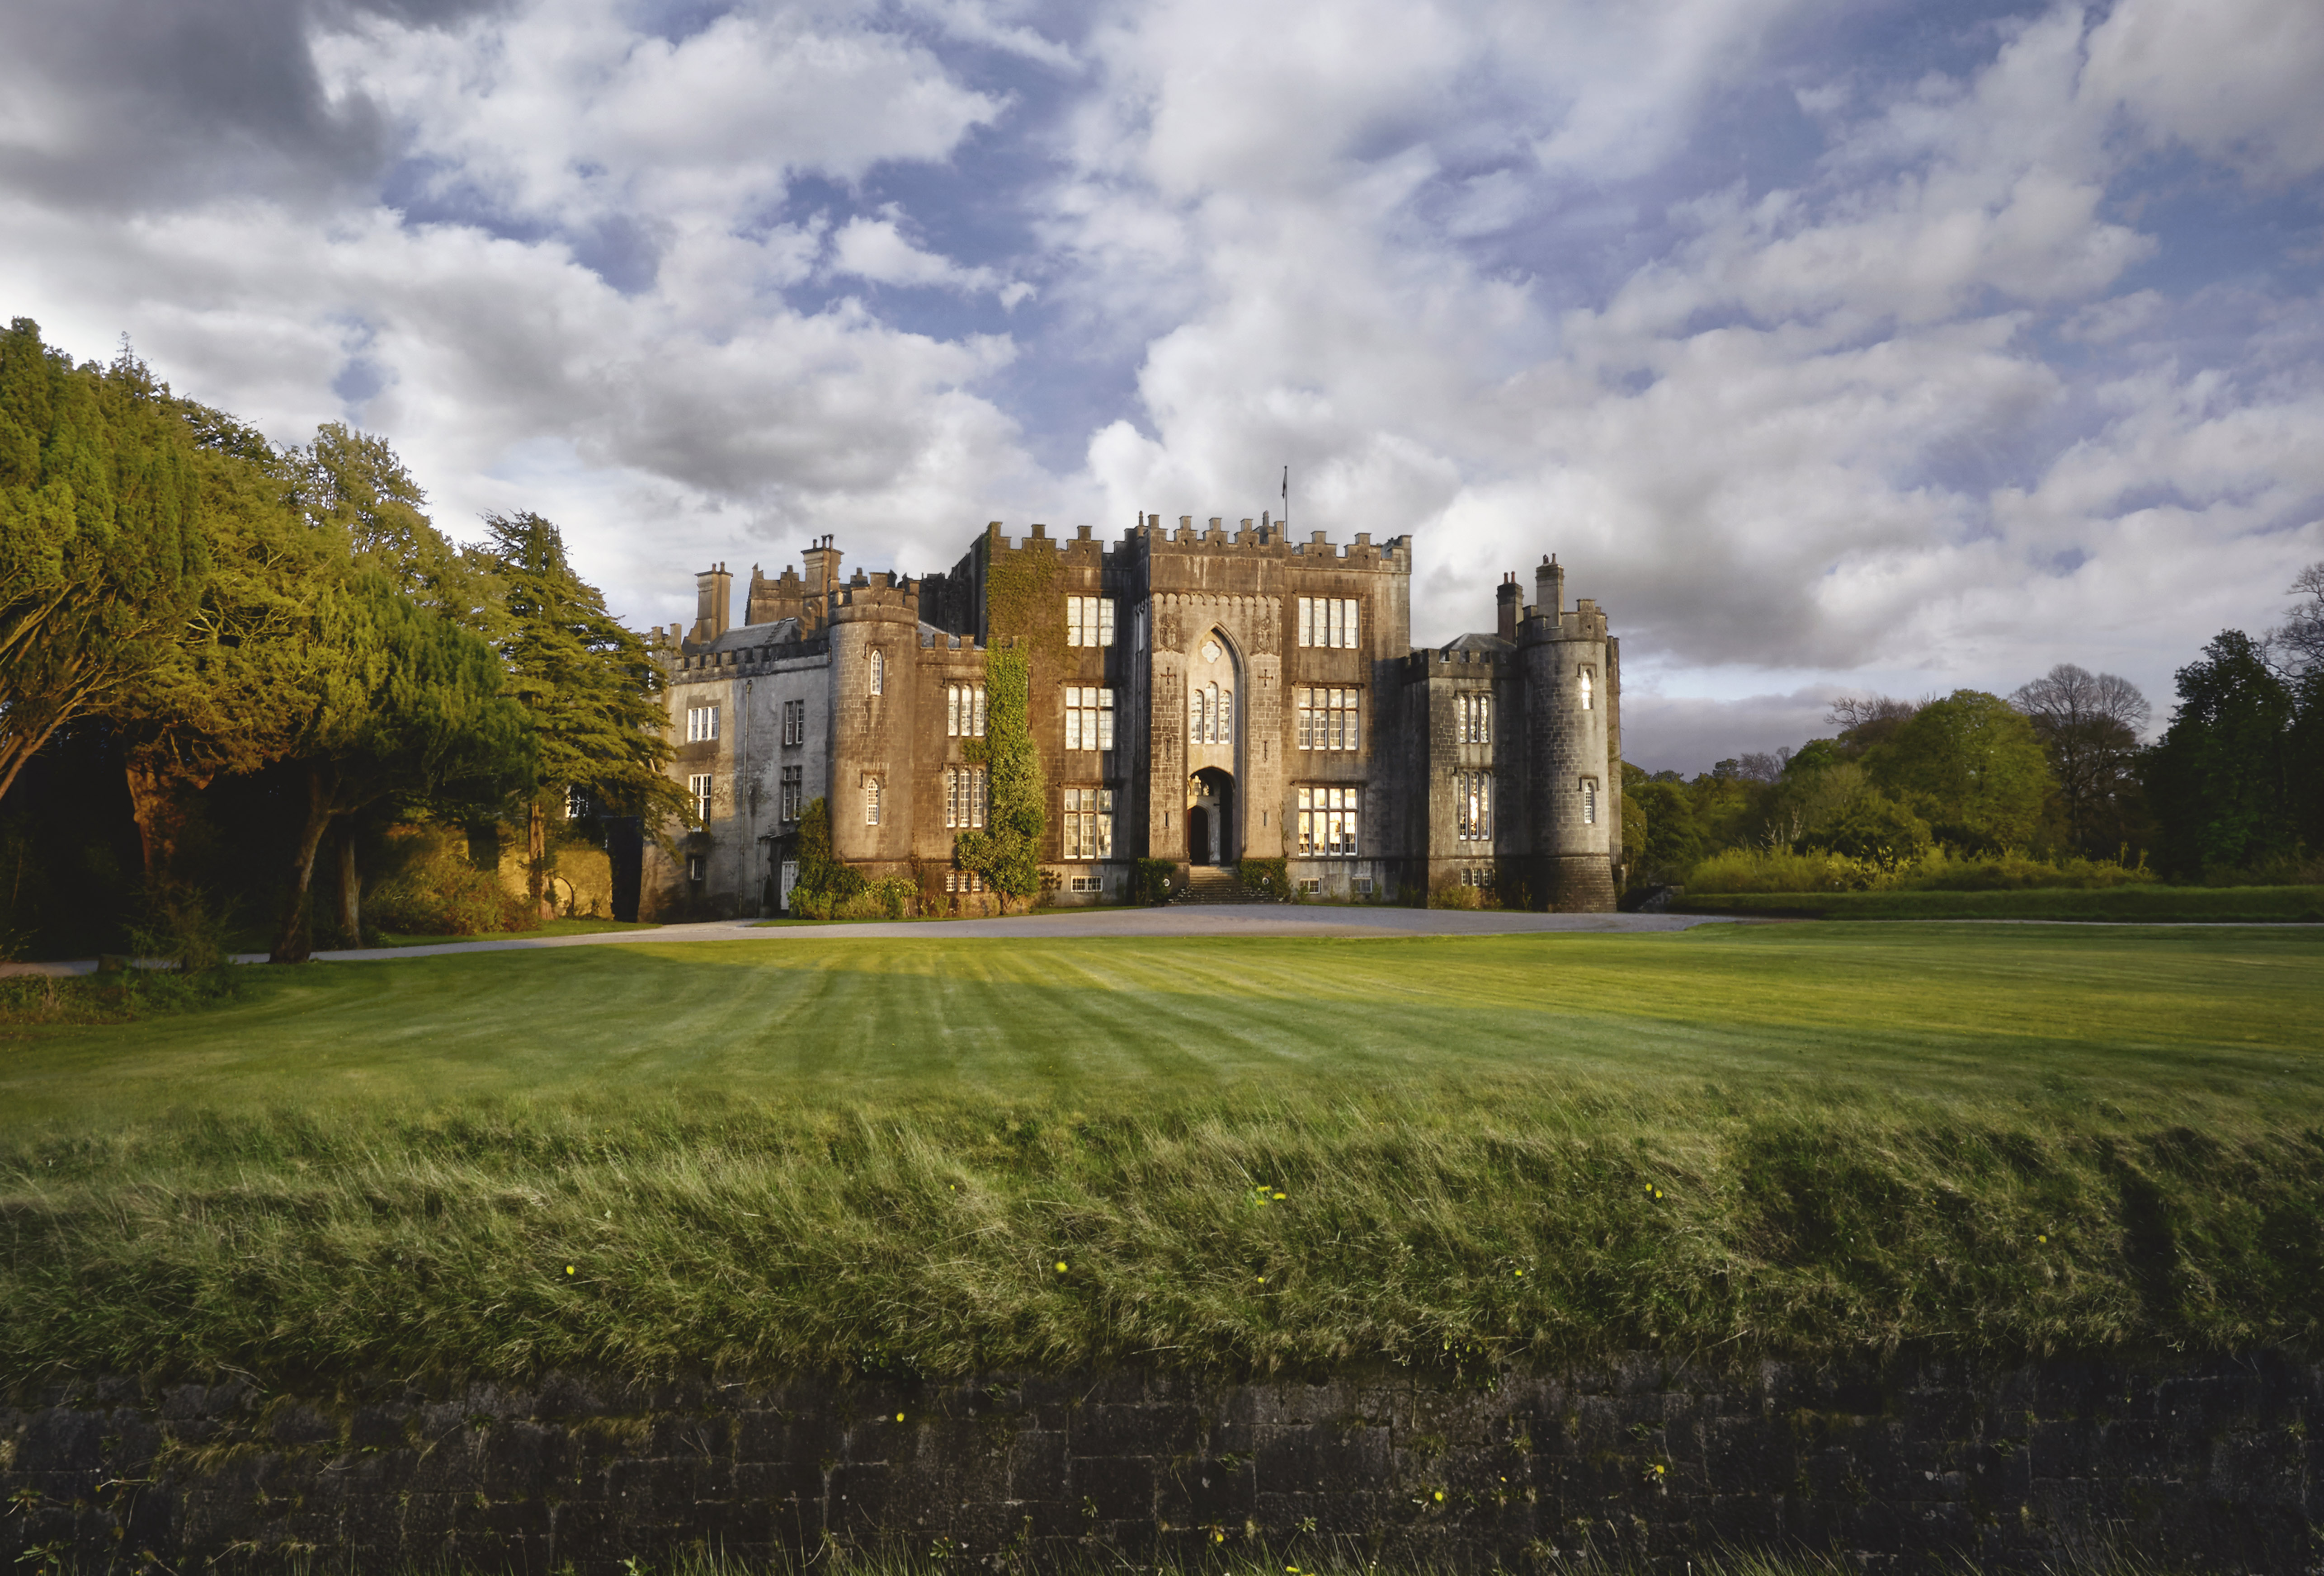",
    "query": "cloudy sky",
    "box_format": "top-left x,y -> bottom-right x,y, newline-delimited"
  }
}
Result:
5,0 -> 2321,770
